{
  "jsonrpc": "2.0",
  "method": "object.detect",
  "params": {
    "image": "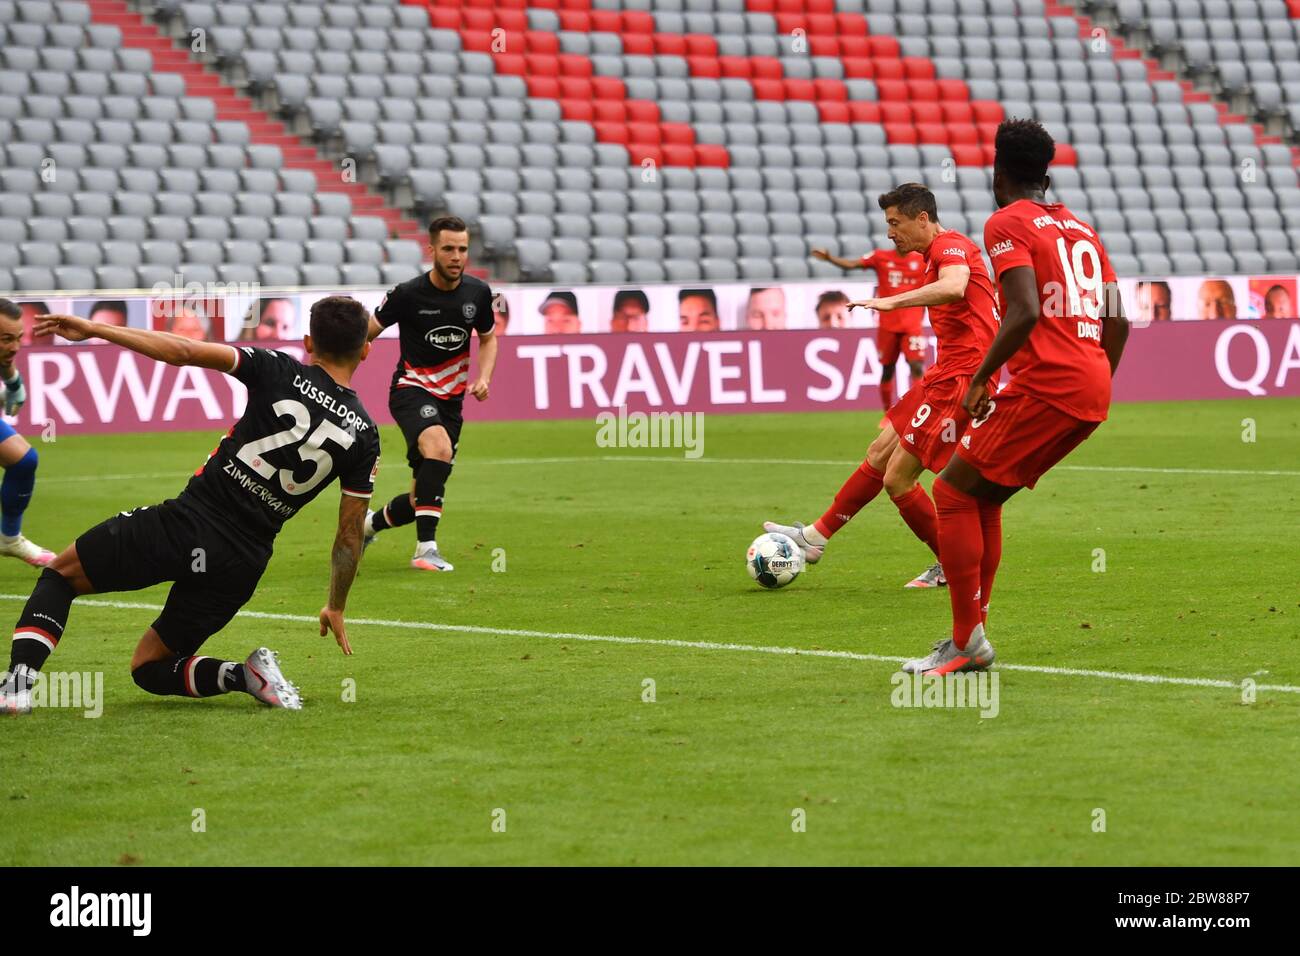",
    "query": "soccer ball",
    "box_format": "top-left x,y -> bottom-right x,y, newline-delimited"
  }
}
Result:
746,532 -> 804,589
